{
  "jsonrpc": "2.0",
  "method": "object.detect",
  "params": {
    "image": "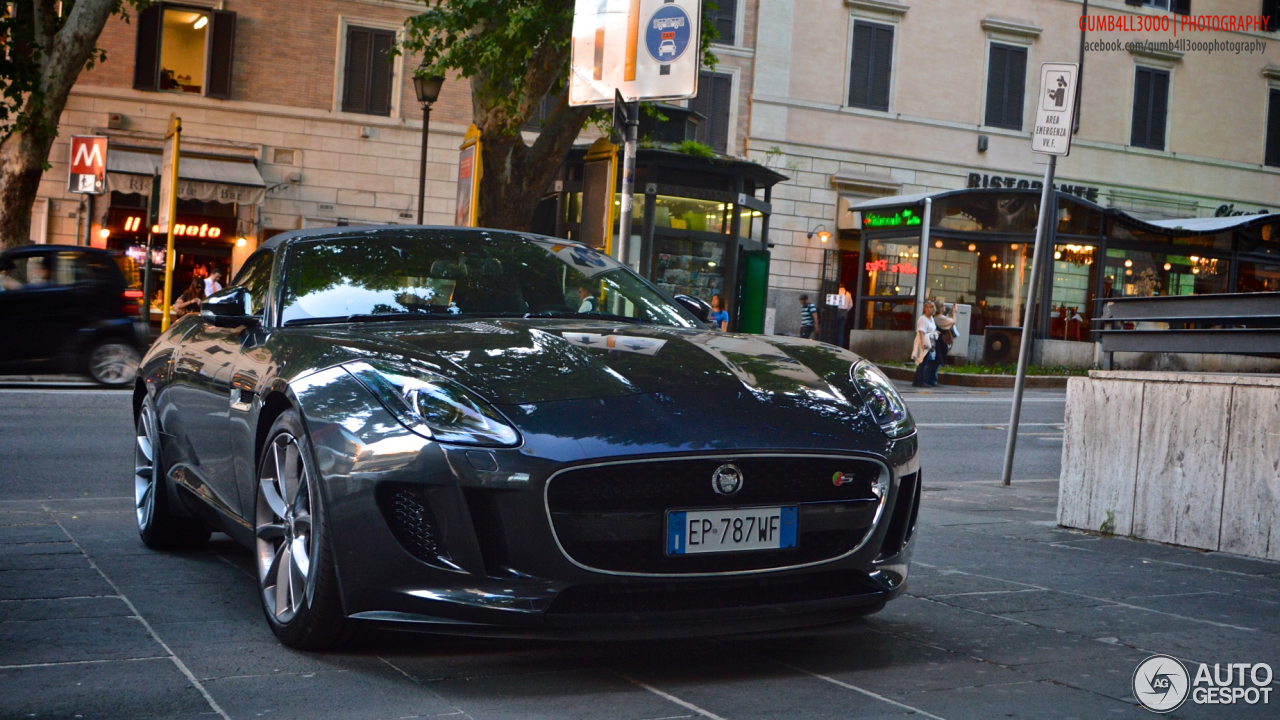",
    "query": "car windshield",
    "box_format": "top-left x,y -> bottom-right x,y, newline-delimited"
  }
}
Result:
278,230 -> 701,328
